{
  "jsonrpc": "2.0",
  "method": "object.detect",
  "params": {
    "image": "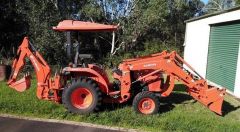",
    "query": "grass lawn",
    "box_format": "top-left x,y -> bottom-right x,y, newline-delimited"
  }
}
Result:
0,80 -> 240,132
